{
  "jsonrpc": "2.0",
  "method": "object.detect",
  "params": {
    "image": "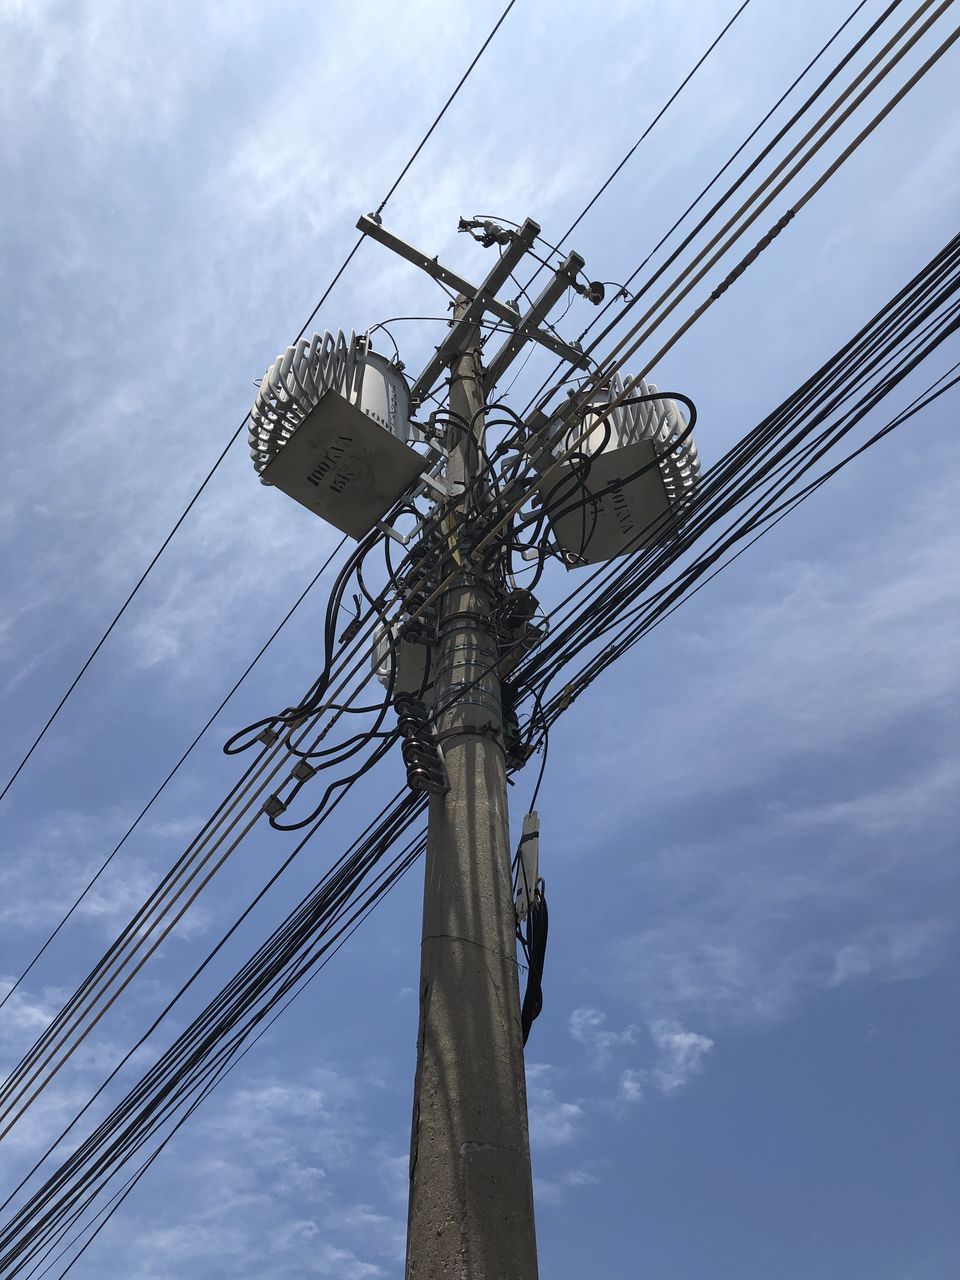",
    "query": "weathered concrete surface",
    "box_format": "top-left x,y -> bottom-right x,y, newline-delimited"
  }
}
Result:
405,318 -> 538,1279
